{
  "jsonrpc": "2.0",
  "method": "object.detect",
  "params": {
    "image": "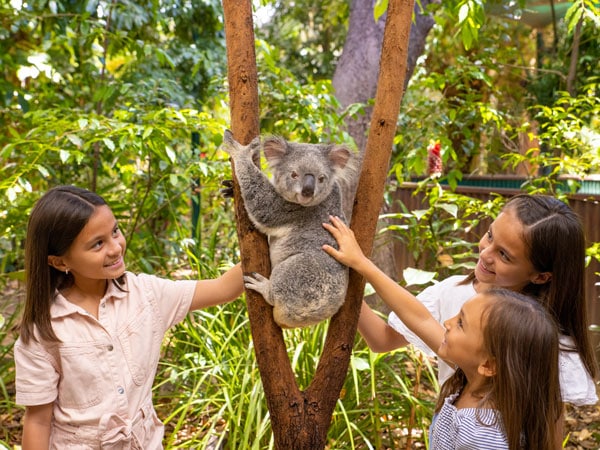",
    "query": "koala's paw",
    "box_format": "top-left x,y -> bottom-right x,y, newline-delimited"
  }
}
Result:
221,129 -> 240,157
222,129 -> 260,161
220,179 -> 234,198
244,272 -> 273,305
